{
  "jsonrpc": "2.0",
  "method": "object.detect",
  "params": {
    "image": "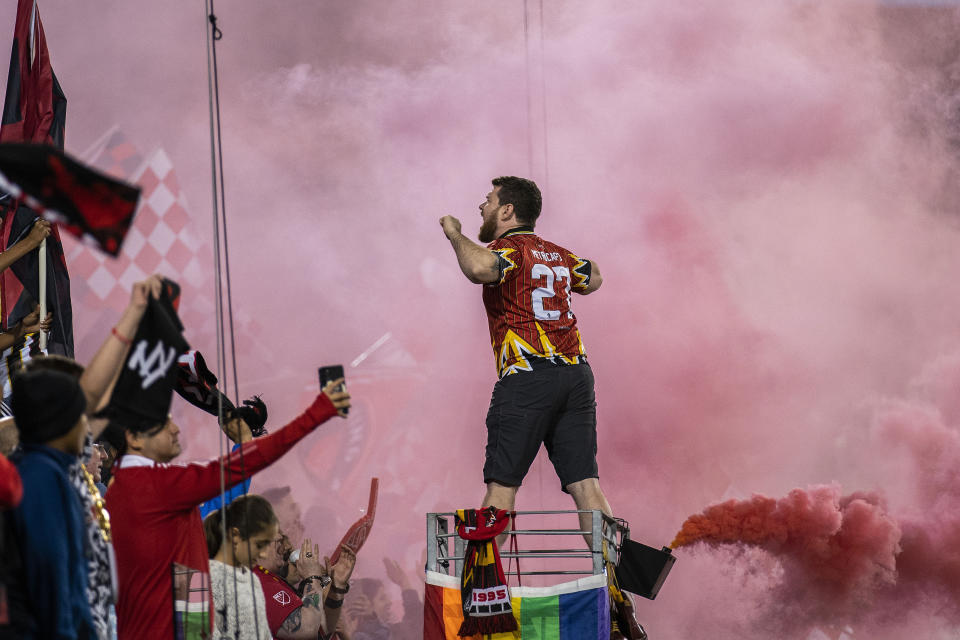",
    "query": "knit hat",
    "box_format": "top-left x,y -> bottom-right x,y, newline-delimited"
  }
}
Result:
12,369 -> 87,444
